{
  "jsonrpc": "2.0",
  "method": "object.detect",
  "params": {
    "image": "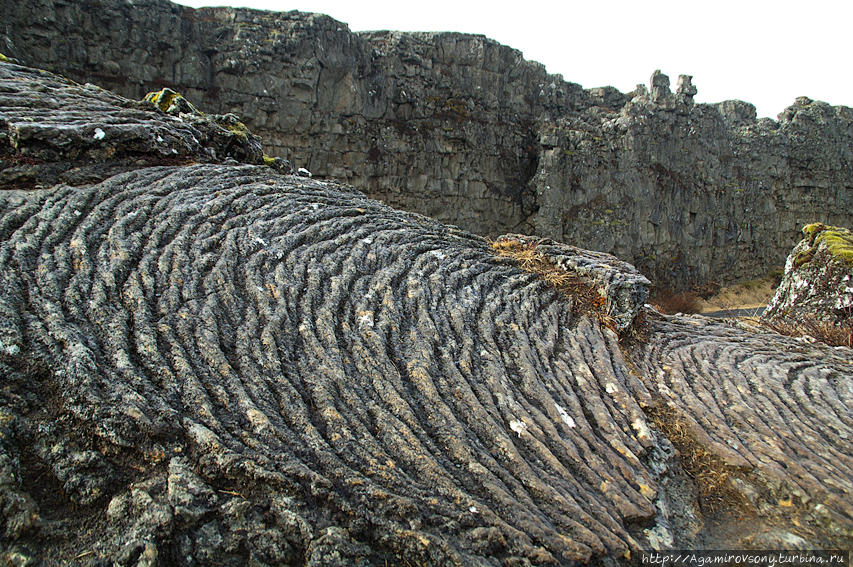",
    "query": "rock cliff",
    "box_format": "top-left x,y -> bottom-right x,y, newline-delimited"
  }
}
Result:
4,0 -> 852,290
1,59 -> 852,565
